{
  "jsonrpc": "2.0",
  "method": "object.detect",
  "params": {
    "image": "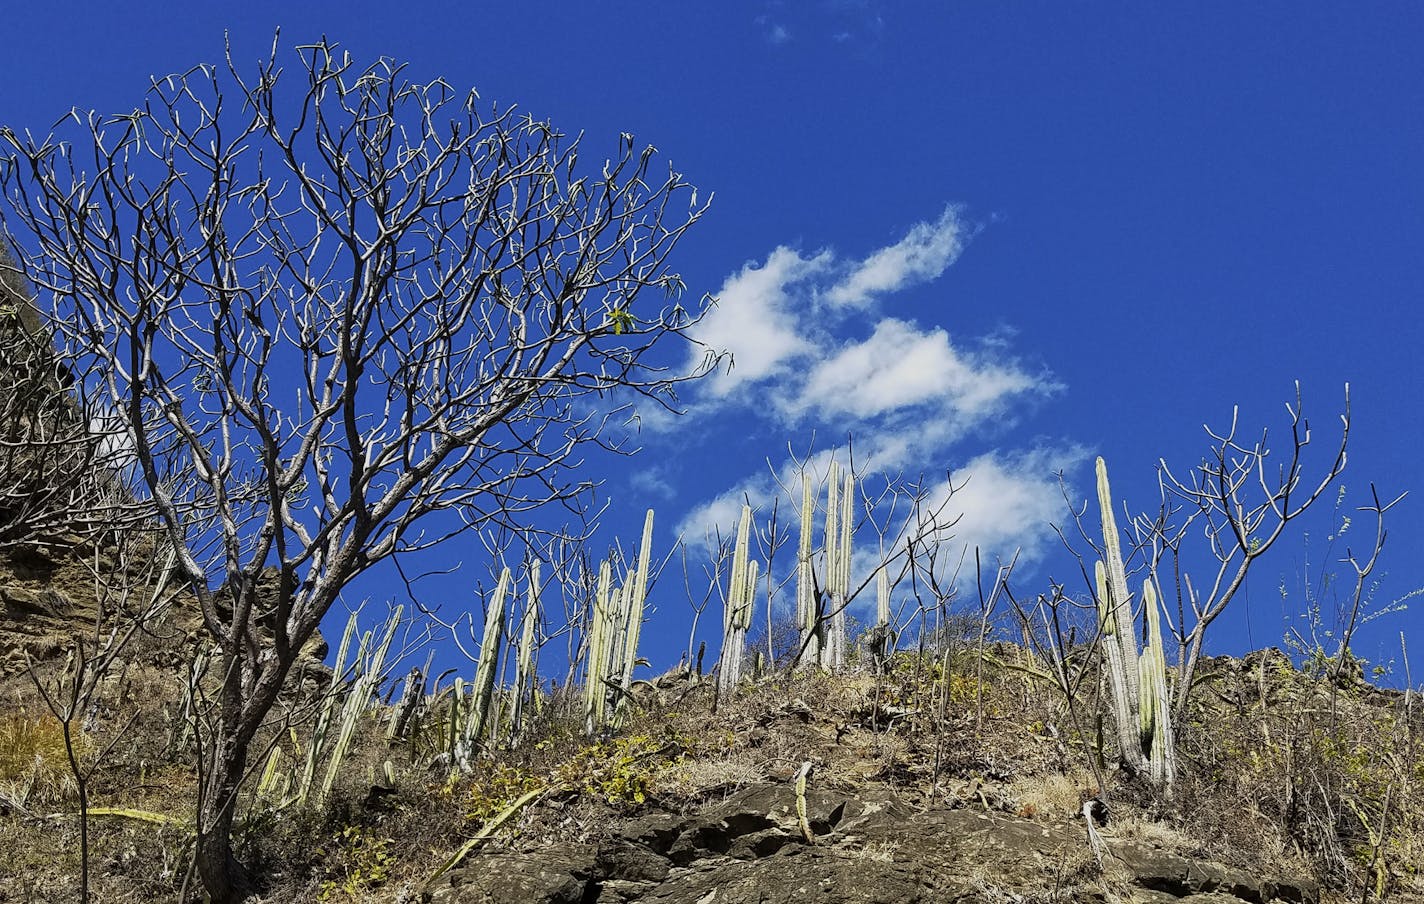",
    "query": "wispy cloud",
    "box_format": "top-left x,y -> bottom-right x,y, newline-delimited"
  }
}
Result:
754,14 -> 793,45
758,1 -> 886,53
690,247 -> 830,399
928,446 -> 1090,566
672,205 -> 1074,582
627,463 -> 679,502
825,207 -> 967,308
791,318 -> 1049,424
